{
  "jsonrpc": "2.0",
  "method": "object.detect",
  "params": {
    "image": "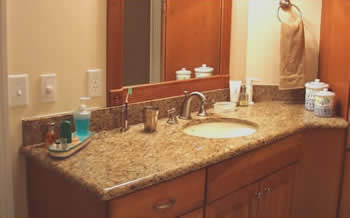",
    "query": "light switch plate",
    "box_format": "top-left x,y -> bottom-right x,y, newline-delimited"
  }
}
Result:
88,69 -> 102,97
40,73 -> 56,103
8,74 -> 29,107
